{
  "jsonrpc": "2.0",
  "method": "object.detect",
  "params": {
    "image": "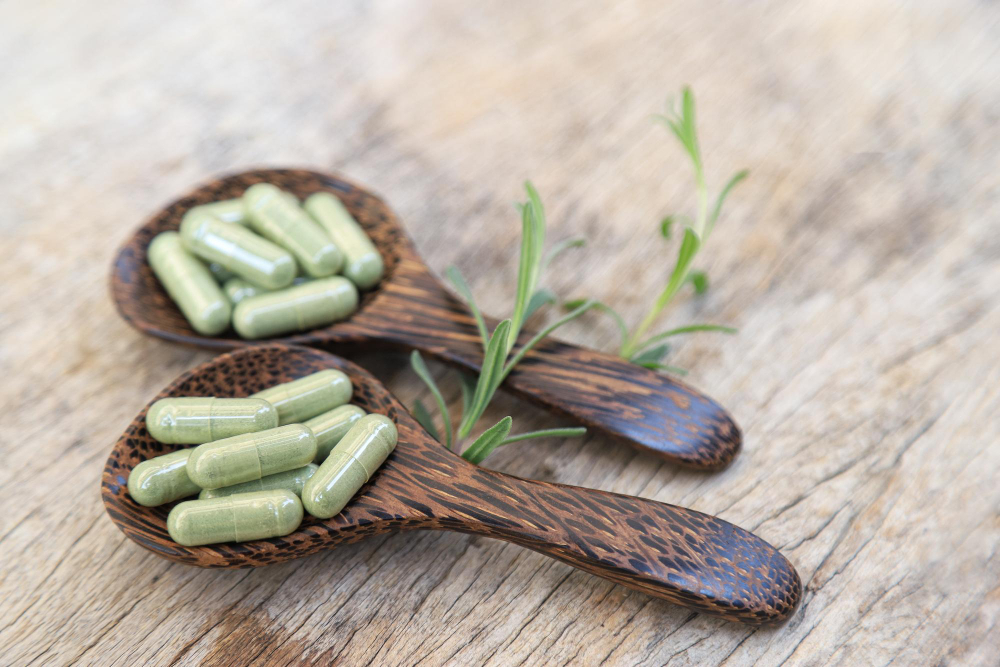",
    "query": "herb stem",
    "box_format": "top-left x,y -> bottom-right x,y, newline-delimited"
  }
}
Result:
500,300 -> 595,383
500,427 -> 587,446
446,266 -> 489,351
